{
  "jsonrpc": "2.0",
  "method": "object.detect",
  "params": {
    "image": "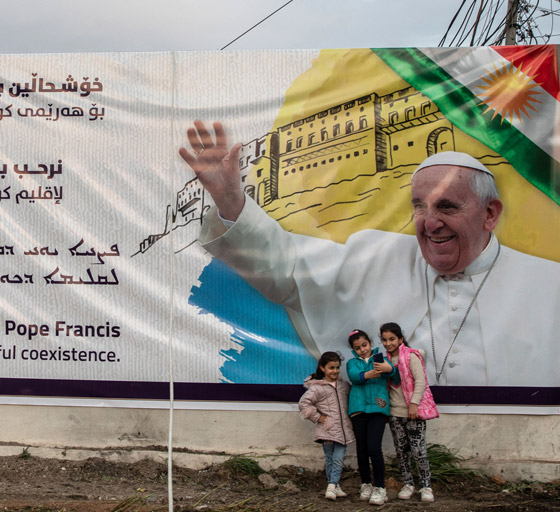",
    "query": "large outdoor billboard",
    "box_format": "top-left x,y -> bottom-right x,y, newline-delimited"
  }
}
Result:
0,46 -> 558,413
